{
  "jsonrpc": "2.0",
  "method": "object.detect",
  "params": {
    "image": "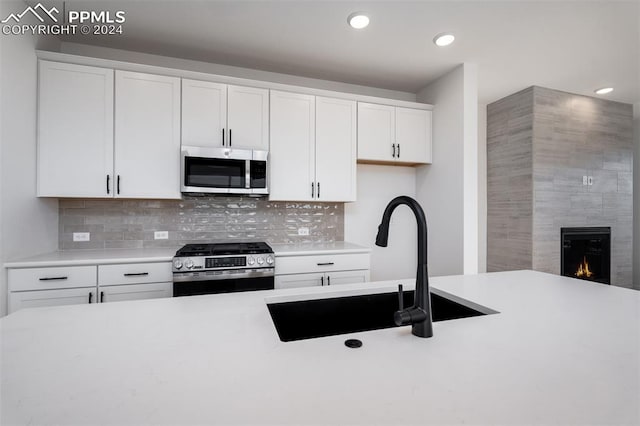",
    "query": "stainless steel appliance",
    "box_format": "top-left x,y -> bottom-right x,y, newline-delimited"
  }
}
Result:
181,146 -> 268,195
172,242 -> 275,297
